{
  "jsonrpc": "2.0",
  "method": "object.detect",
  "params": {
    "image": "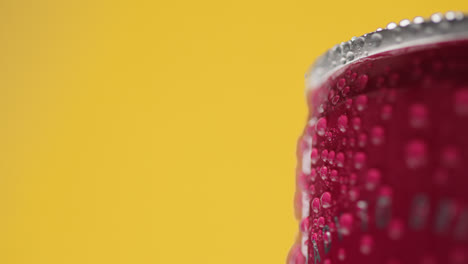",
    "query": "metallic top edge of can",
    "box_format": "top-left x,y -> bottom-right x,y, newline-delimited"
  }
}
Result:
306,12 -> 468,90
